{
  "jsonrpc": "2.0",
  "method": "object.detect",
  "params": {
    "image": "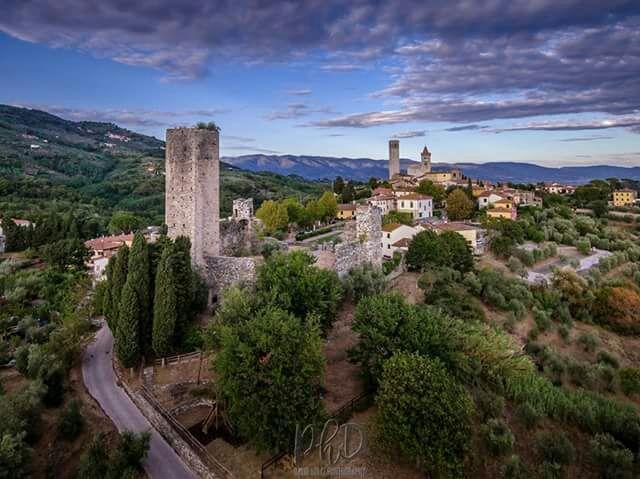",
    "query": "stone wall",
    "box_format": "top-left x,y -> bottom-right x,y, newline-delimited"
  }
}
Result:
204,255 -> 260,297
165,128 -> 220,269
333,205 -> 382,277
232,198 -> 253,221
219,218 -> 253,257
